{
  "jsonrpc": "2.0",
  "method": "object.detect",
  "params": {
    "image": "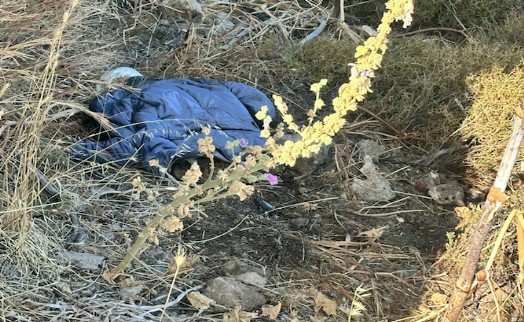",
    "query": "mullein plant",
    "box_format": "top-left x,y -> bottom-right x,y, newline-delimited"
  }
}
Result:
104,0 -> 415,282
